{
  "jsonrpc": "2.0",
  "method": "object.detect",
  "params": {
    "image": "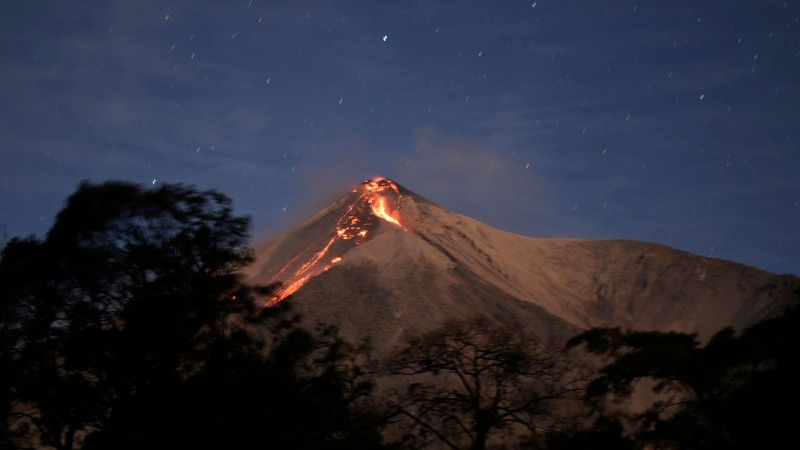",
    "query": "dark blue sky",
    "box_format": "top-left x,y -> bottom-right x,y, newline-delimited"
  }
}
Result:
1,0 -> 799,275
